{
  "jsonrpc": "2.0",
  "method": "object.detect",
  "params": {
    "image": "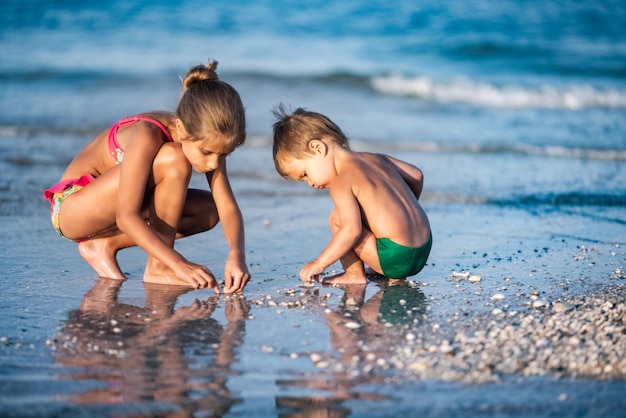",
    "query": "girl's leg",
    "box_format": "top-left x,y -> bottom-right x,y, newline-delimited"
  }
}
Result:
60,144 -> 218,281
143,144 -> 219,284
322,209 -> 382,285
59,165 -> 130,279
